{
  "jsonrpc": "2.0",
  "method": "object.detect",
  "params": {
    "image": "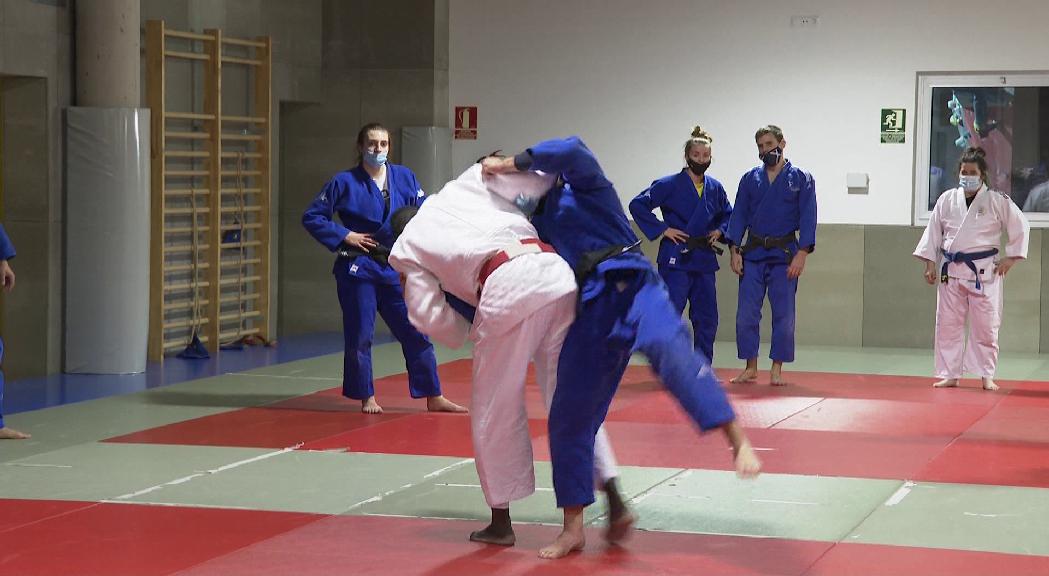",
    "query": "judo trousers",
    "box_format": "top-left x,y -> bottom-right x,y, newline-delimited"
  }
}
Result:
549,269 -> 735,508
335,267 -> 441,400
659,266 -> 718,362
935,277 -> 1004,379
735,259 -> 798,362
472,292 -> 618,508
